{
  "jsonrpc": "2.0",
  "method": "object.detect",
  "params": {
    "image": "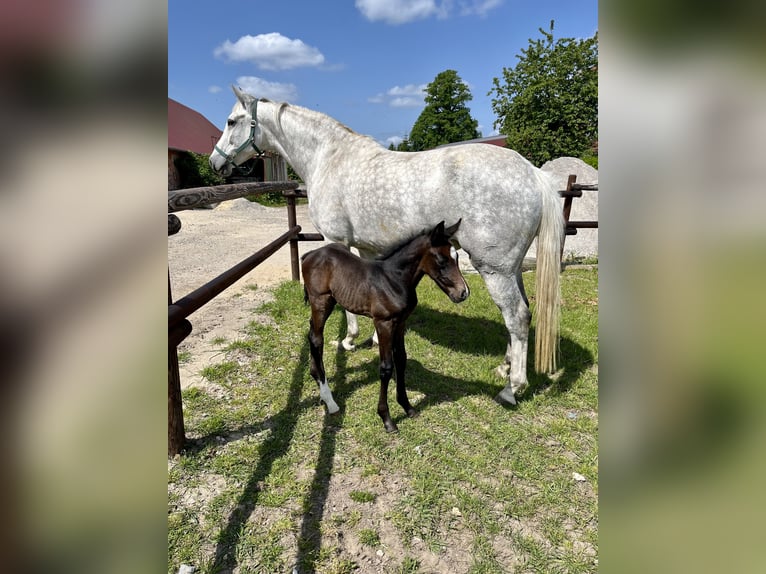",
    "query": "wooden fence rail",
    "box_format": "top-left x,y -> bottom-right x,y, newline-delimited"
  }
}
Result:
167,181 -> 324,455
558,174 -> 598,260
